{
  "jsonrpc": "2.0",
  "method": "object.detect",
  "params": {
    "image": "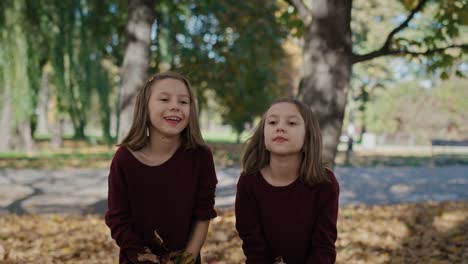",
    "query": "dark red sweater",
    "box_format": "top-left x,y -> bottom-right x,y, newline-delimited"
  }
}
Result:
235,170 -> 339,264
105,145 -> 217,264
